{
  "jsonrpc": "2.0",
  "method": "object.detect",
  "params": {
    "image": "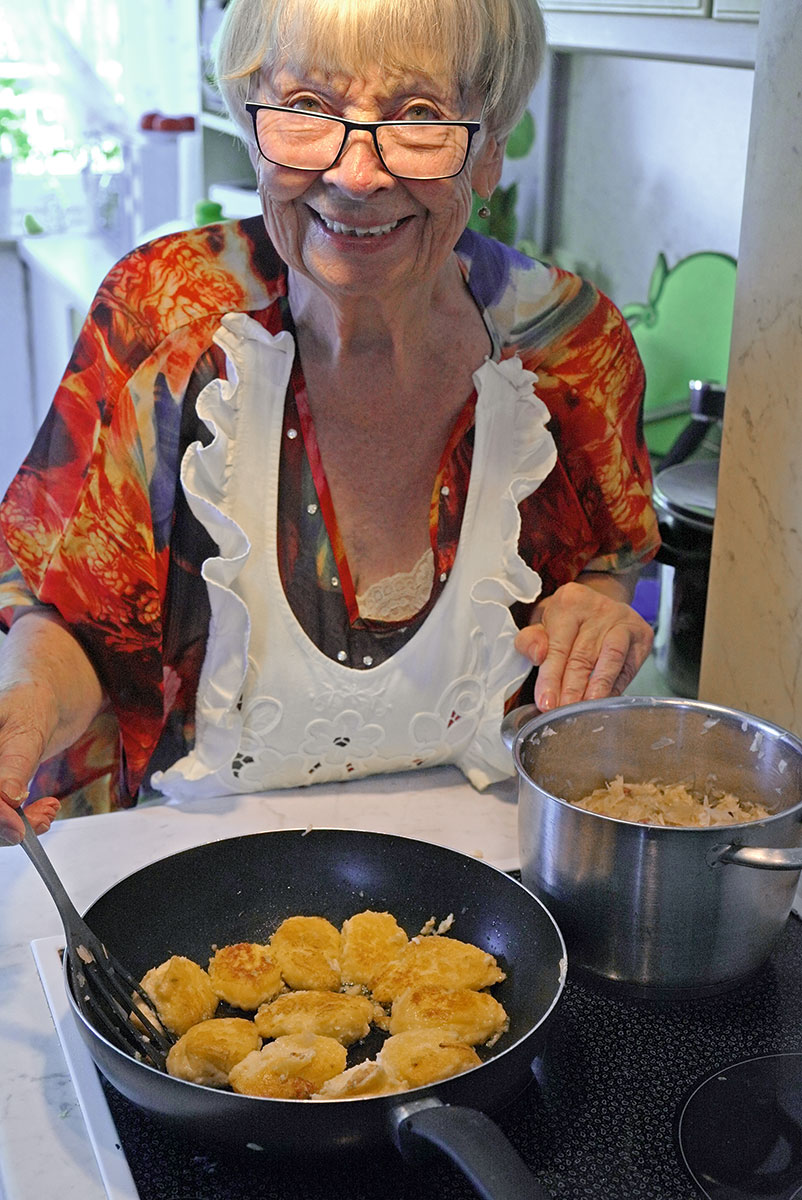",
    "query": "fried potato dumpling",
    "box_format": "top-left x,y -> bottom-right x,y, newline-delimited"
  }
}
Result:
371,936 -> 505,1004
207,942 -> 283,1010
314,1060 -> 403,1100
228,1062 -> 316,1099
388,985 -> 509,1046
138,955 -> 219,1036
166,1017 -> 261,1086
378,1029 -> 481,1089
340,910 -> 409,988
229,1032 -> 347,1096
254,990 -> 376,1045
269,916 -> 341,991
